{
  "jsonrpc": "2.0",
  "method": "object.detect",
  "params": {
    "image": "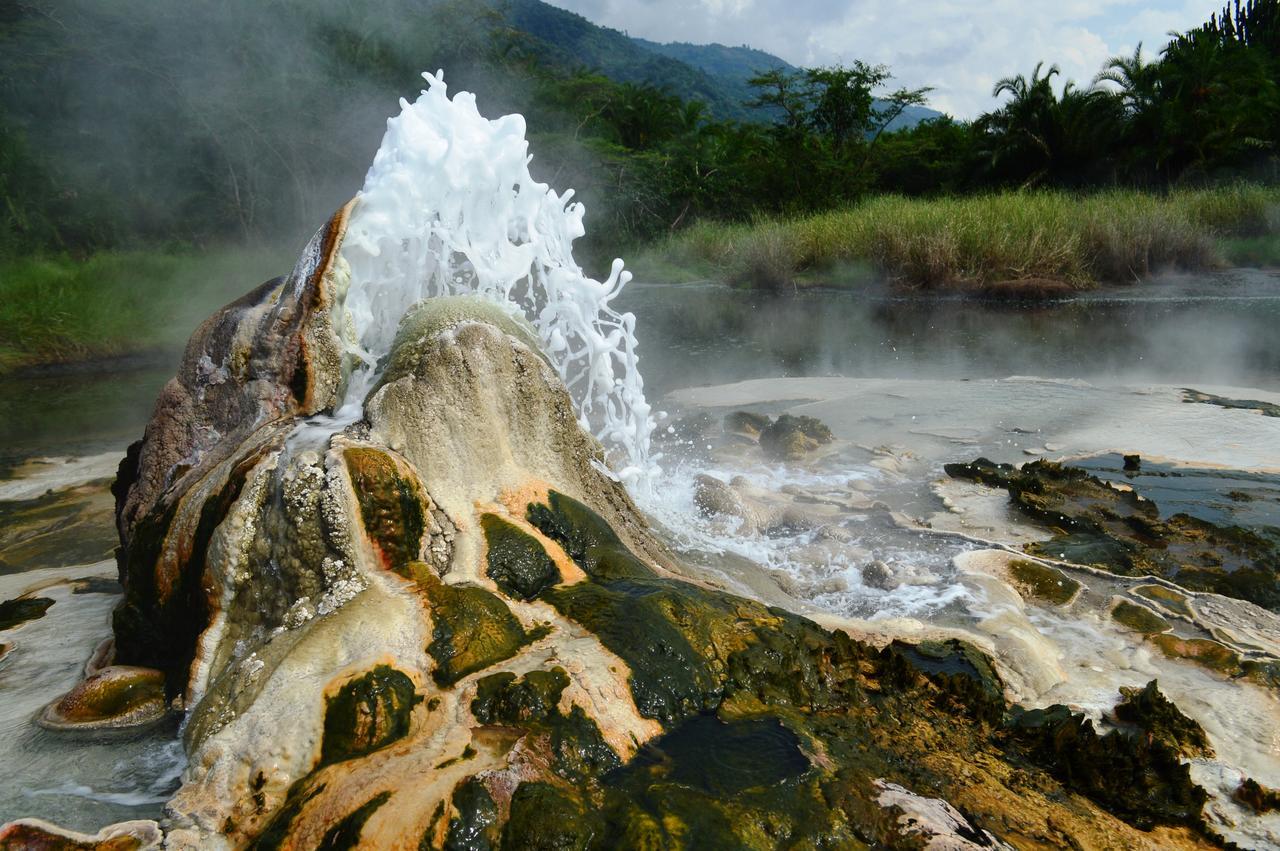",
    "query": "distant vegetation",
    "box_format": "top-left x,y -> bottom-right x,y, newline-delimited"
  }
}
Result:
1,0 -> 1279,369
651,185 -> 1280,292
0,249 -> 288,372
